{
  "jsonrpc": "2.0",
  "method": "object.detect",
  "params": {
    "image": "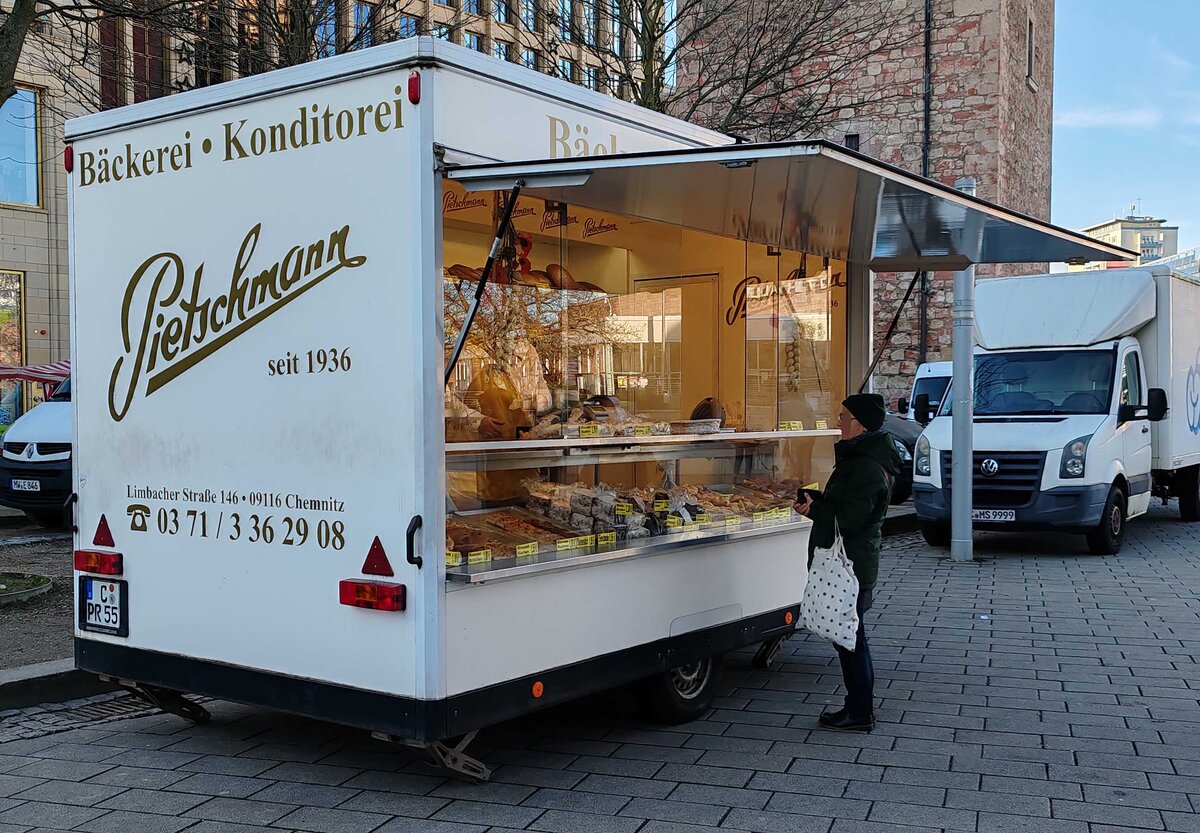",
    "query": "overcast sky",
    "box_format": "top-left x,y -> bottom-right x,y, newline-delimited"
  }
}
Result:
1051,0 -> 1199,252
